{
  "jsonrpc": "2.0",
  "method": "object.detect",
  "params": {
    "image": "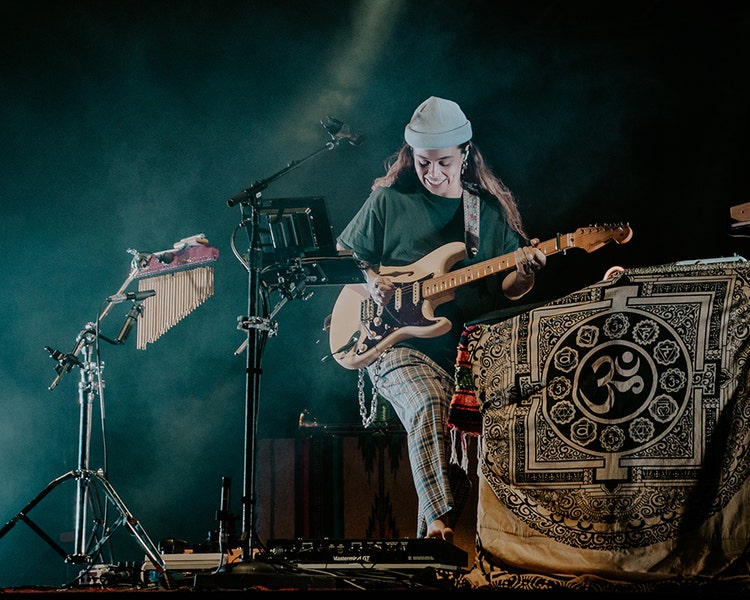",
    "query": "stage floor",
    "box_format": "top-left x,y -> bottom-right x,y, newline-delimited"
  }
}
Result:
1,565 -> 468,593
0,540 -> 471,593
